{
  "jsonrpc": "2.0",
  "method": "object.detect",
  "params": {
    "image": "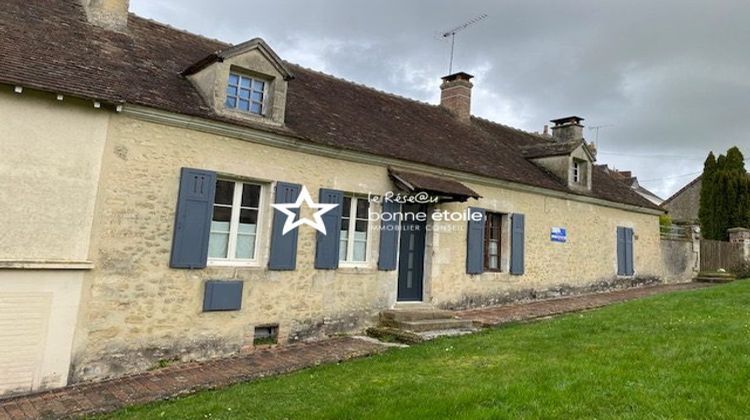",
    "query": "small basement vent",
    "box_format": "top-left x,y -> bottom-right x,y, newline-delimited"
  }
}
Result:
253,324 -> 279,346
